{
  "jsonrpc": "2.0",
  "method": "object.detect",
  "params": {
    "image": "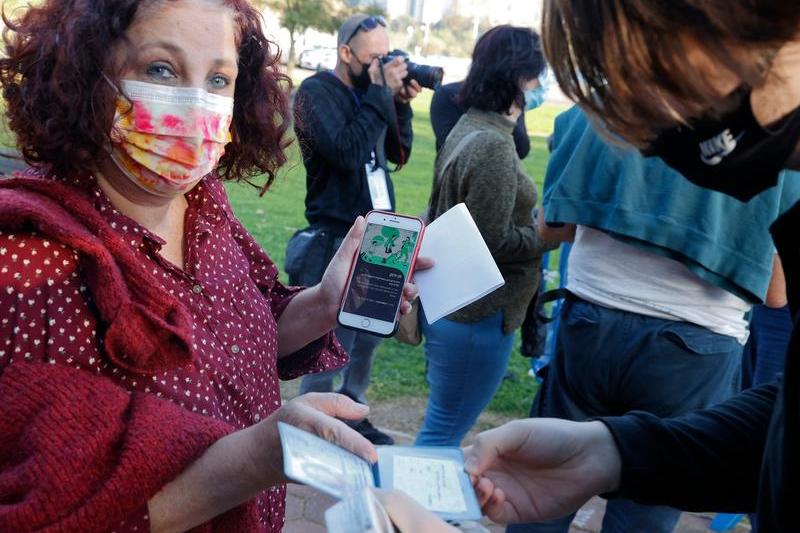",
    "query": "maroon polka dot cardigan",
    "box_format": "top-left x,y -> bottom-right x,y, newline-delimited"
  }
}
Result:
0,174 -> 348,532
